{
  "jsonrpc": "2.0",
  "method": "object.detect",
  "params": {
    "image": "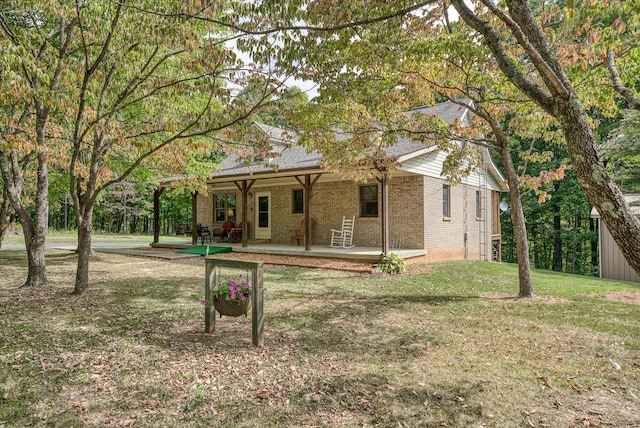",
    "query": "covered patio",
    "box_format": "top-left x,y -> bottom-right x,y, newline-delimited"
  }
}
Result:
151,240 -> 426,263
